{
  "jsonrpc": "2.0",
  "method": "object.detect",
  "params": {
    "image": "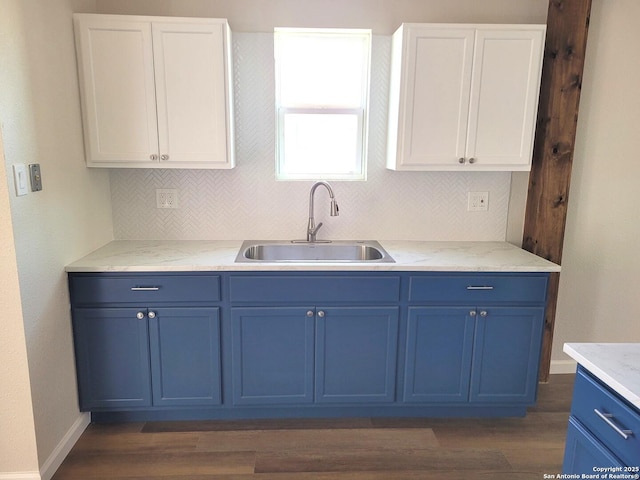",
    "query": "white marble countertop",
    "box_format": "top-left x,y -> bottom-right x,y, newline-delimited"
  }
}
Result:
65,240 -> 560,272
564,343 -> 640,410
